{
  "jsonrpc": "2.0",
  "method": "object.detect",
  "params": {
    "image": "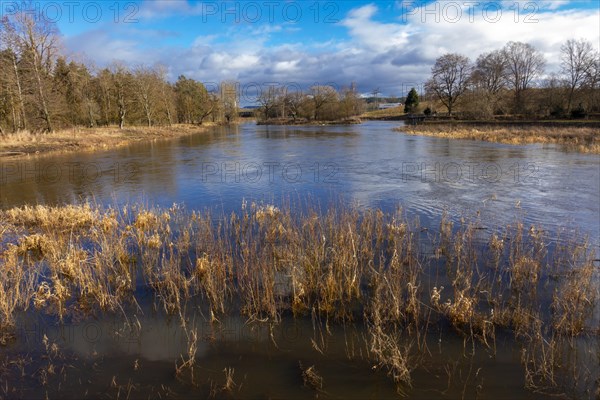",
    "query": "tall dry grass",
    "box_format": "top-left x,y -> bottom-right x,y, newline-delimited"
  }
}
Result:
0,124 -> 212,158
0,201 -> 597,394
398,124 -> 600,153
